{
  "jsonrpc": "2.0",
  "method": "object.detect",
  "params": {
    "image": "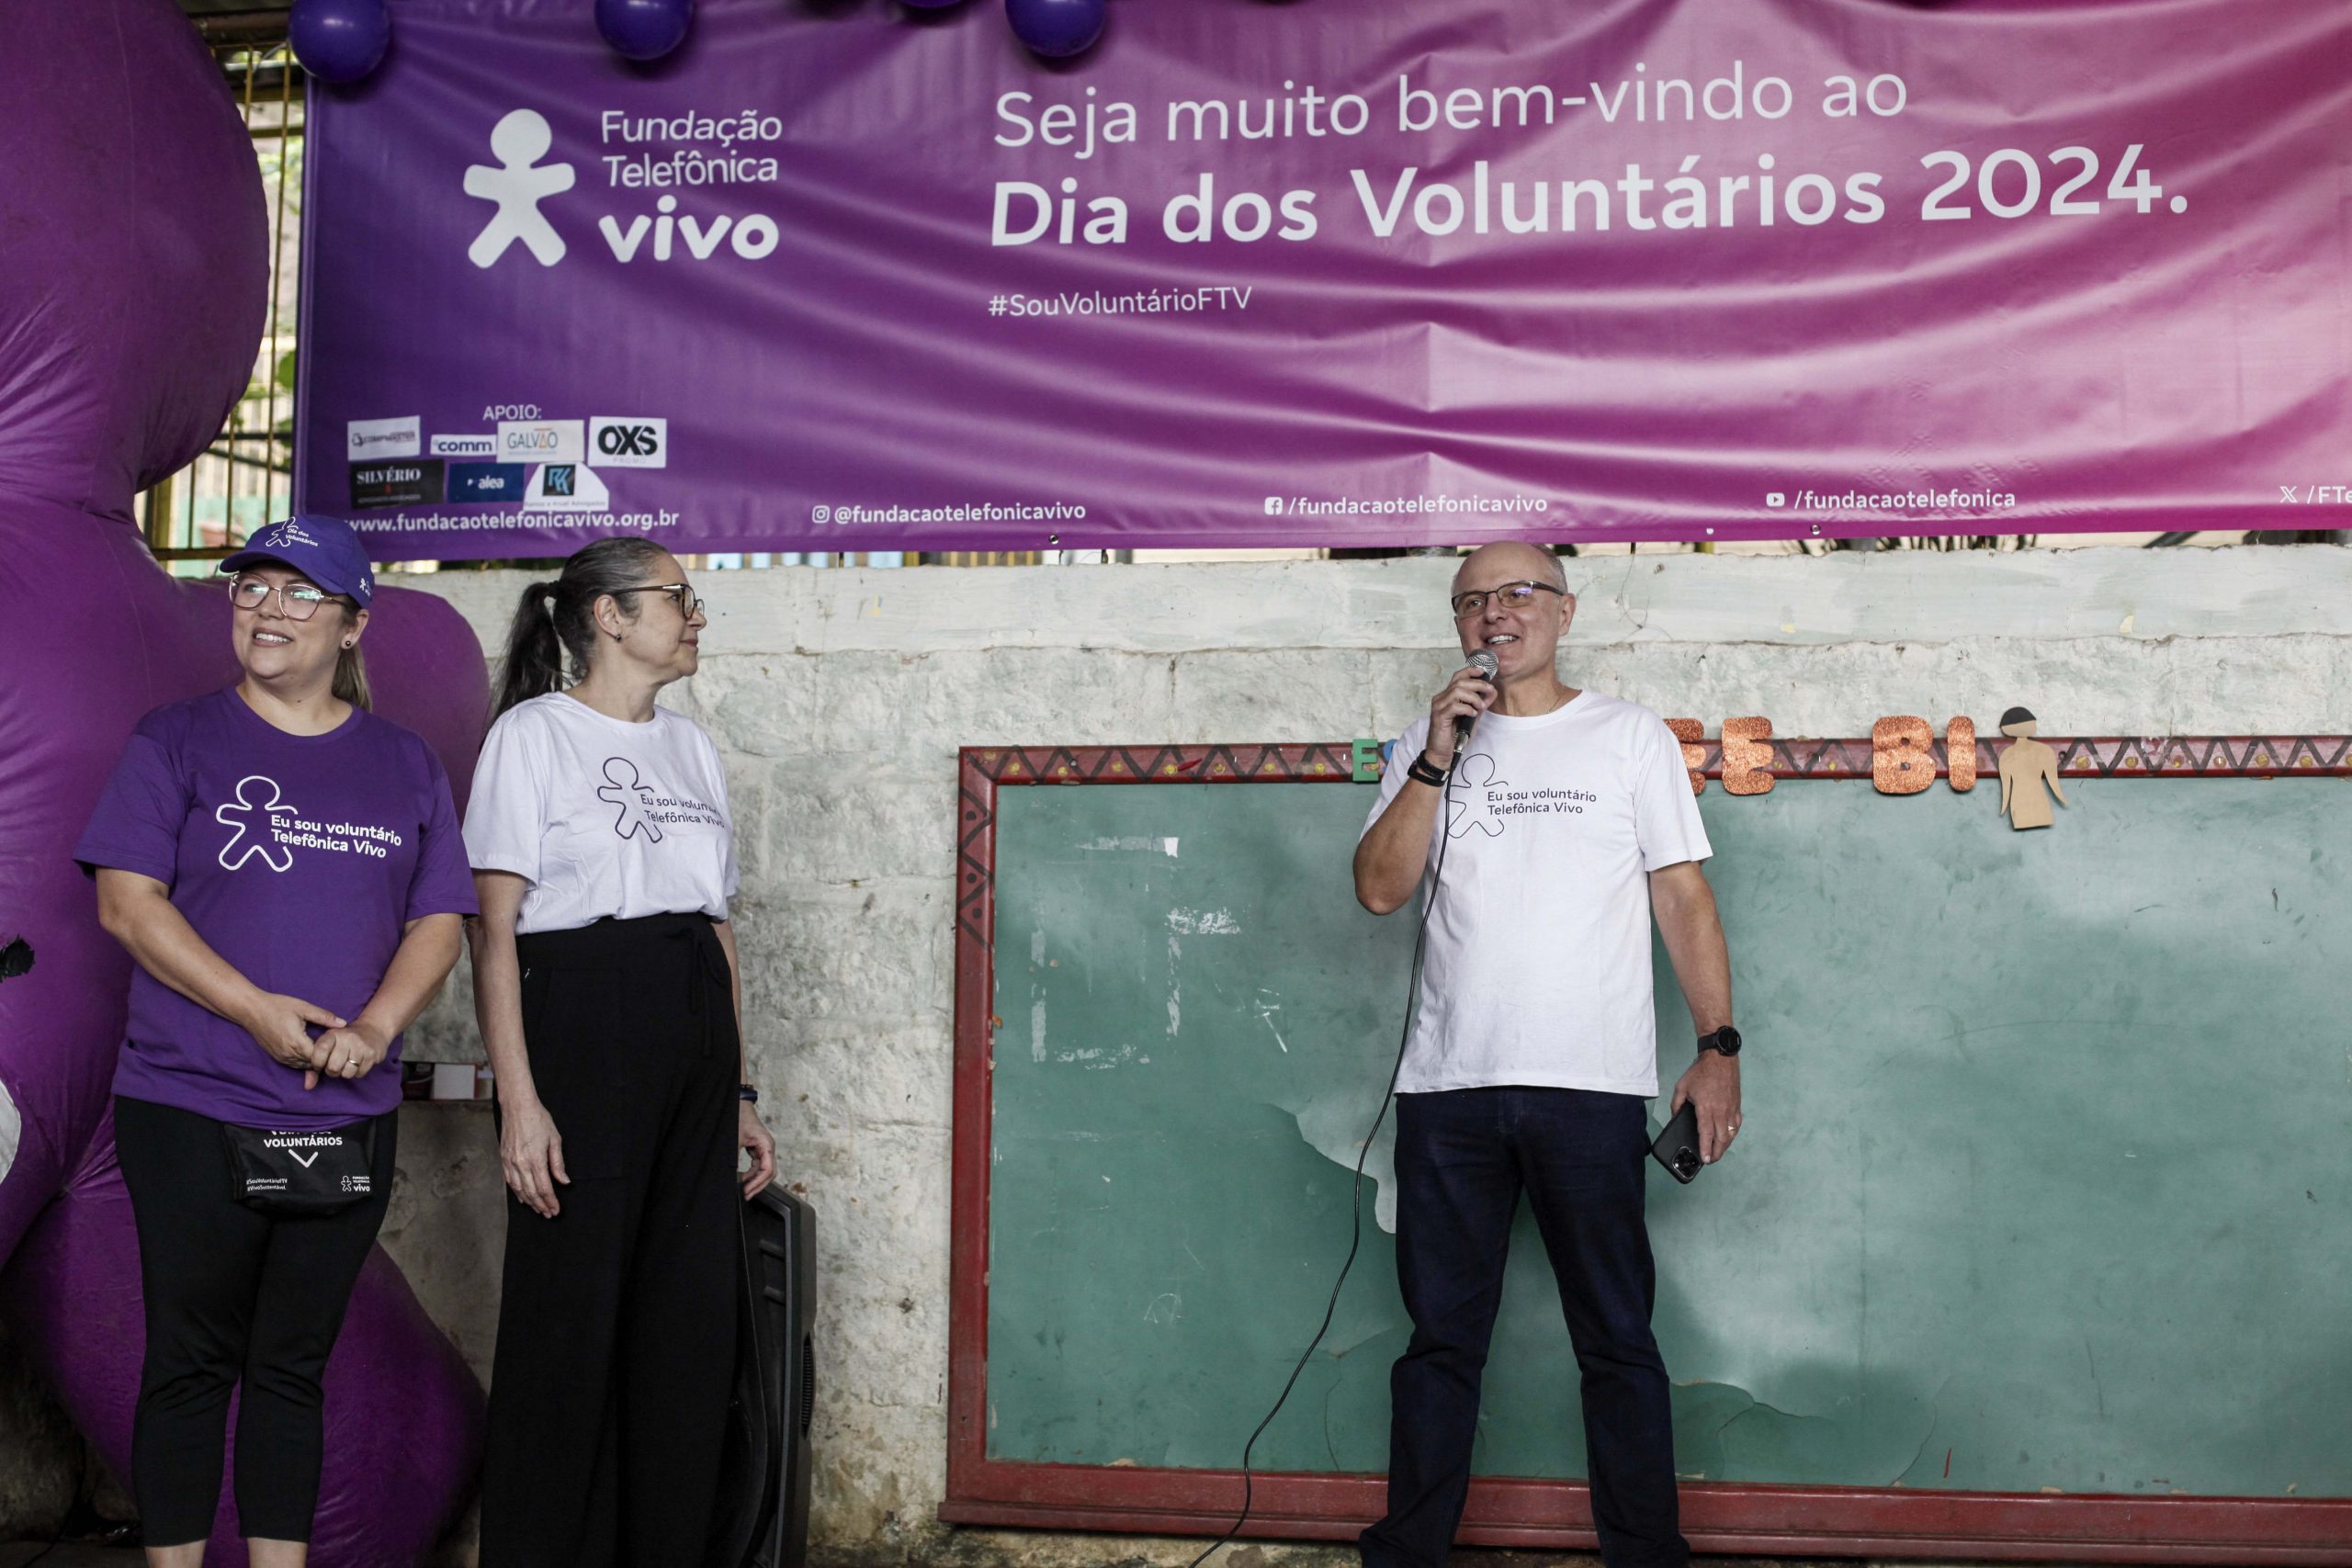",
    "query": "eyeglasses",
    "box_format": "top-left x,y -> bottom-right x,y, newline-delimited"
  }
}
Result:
228,576 -> 338,621
618,582 -> 705,621
1450,580 -> 1564,619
